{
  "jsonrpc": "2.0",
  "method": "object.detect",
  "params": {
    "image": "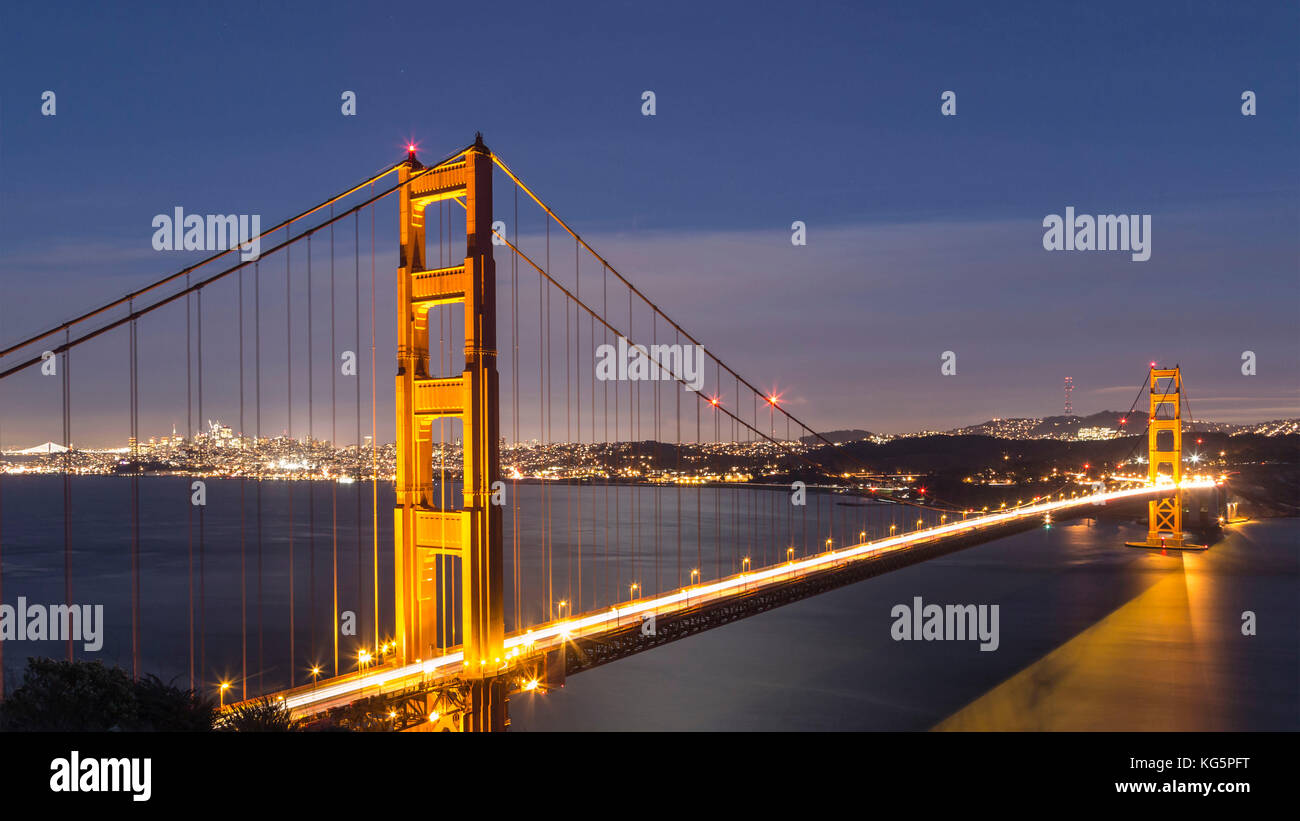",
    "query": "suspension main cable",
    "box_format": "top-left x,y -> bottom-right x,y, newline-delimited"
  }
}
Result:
0,159 -> 422,361
491,154 -> 839,451
453,197 -> 899,490
0,159 -> 459,382
487,156 -> 922,495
